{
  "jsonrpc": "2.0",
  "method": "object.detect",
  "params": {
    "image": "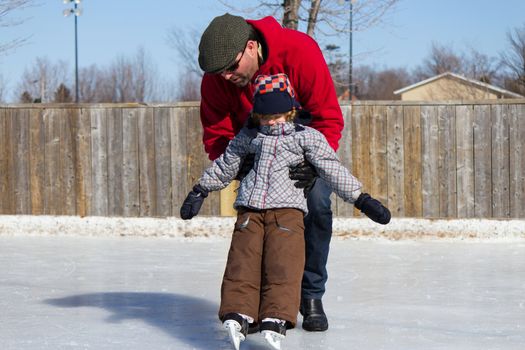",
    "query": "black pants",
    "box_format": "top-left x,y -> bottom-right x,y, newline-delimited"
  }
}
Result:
302,178 -> 333,300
